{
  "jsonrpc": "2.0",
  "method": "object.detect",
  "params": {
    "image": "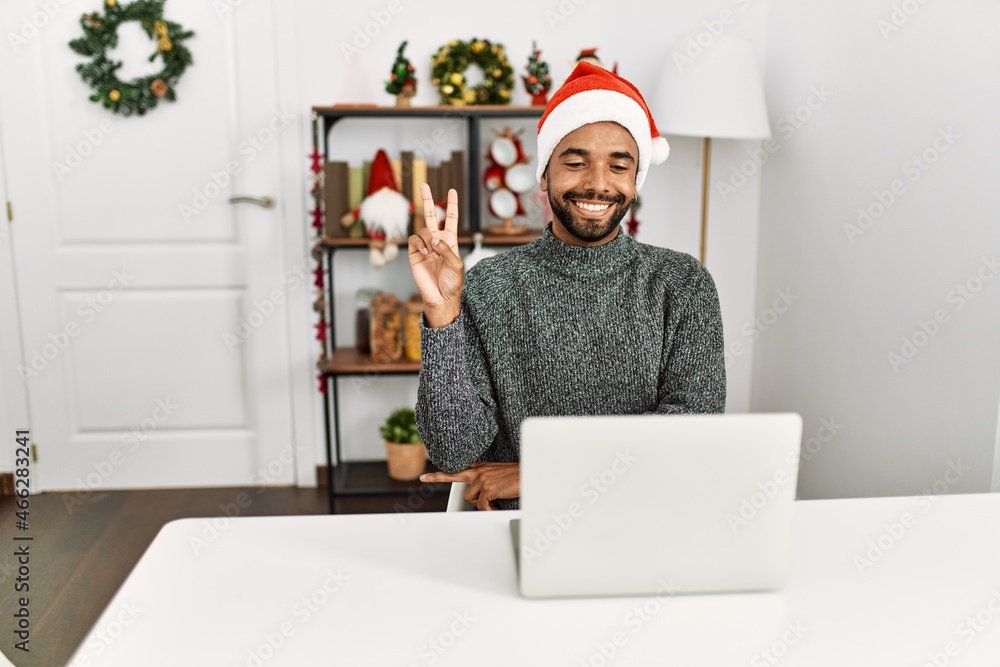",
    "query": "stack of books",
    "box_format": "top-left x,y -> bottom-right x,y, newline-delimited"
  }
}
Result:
323,150 -> 467,238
